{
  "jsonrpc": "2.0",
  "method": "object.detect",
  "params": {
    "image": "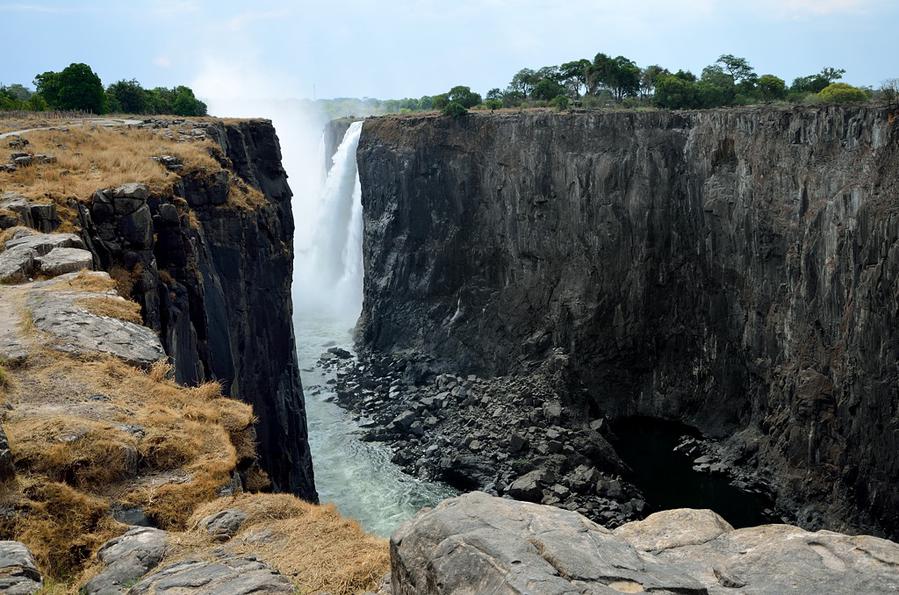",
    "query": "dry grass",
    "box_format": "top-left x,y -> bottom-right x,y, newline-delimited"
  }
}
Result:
186,494 -> 390,595
75,295 -> 142,324
40,270 -> 116,293
1,126 -> 218,202
3,479 -> 119,580
0,122 -> 268,231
